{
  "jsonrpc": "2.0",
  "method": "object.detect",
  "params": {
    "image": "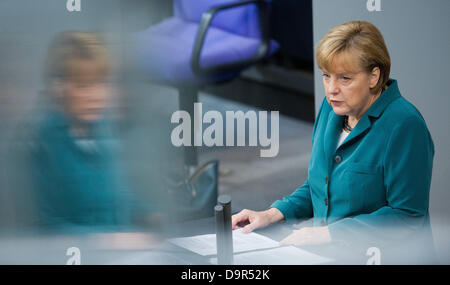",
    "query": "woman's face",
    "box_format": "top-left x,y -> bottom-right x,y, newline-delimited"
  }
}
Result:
321,52 -> 380,120
60,60 -> 109,123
